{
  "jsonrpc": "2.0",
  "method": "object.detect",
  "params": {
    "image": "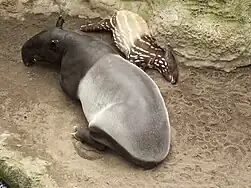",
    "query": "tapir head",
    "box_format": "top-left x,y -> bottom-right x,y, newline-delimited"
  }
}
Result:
21,16 -> 65,67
